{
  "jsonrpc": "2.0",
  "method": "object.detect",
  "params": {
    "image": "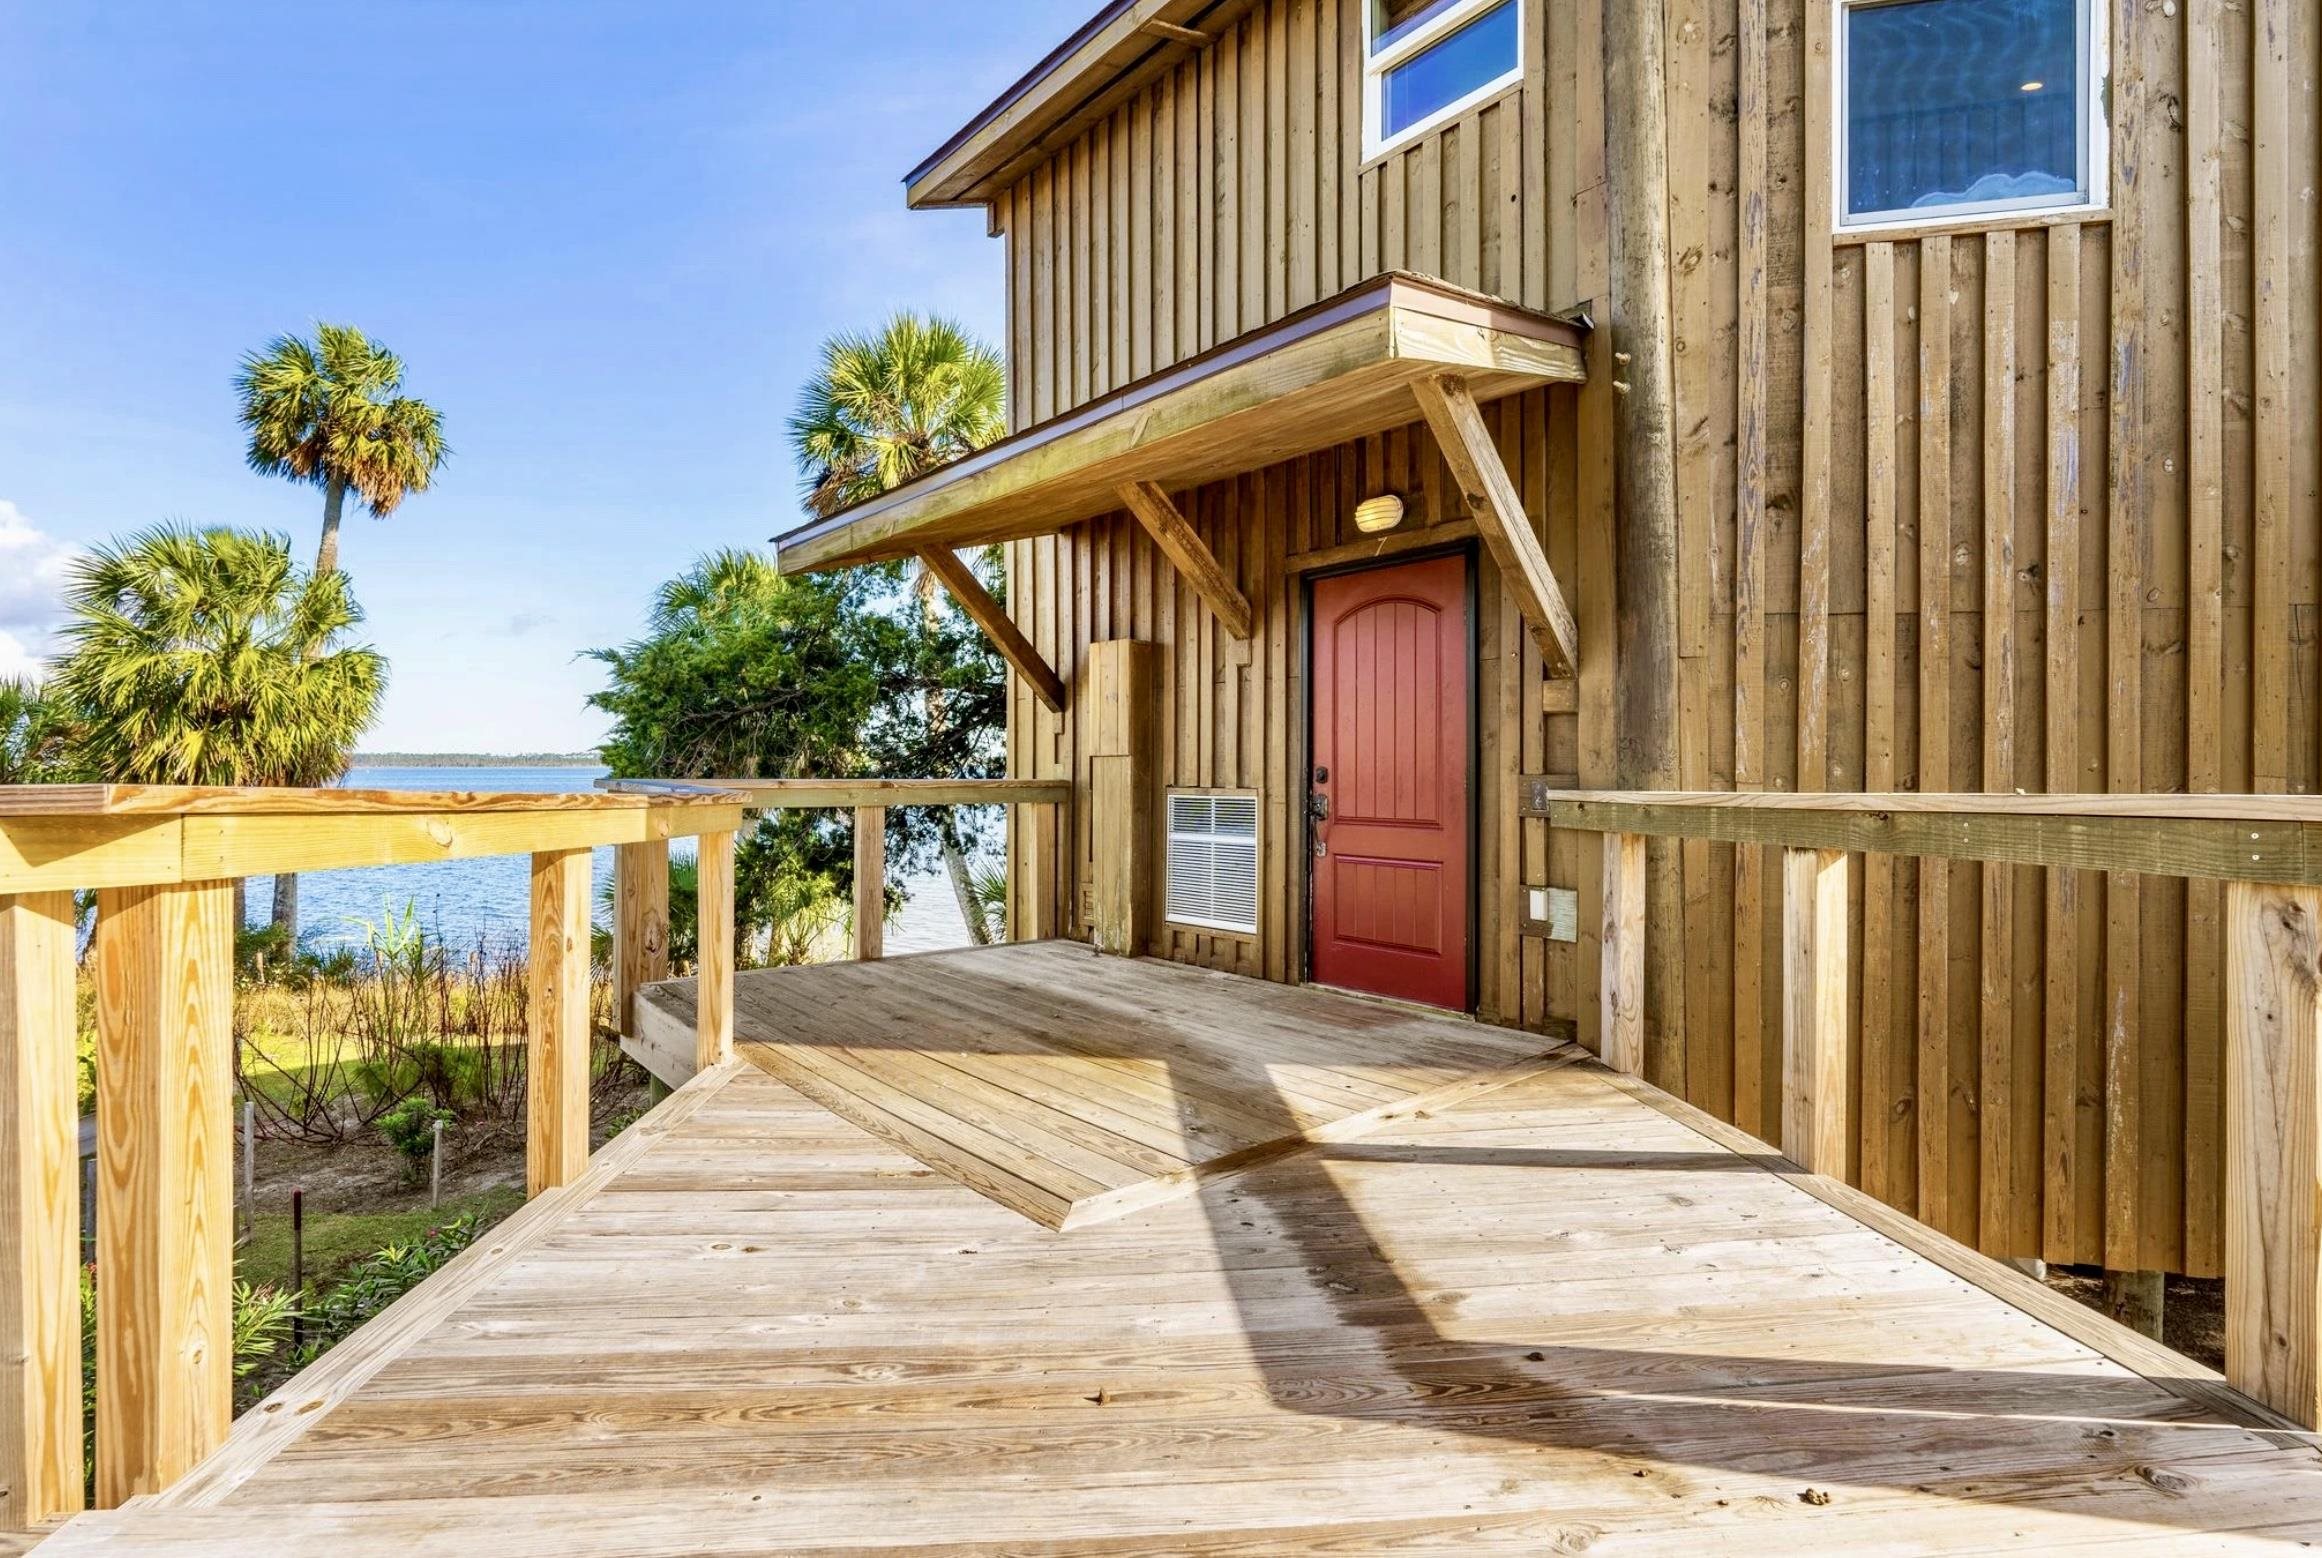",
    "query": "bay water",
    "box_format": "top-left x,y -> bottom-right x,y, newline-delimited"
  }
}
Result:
241,765 -> 975,957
